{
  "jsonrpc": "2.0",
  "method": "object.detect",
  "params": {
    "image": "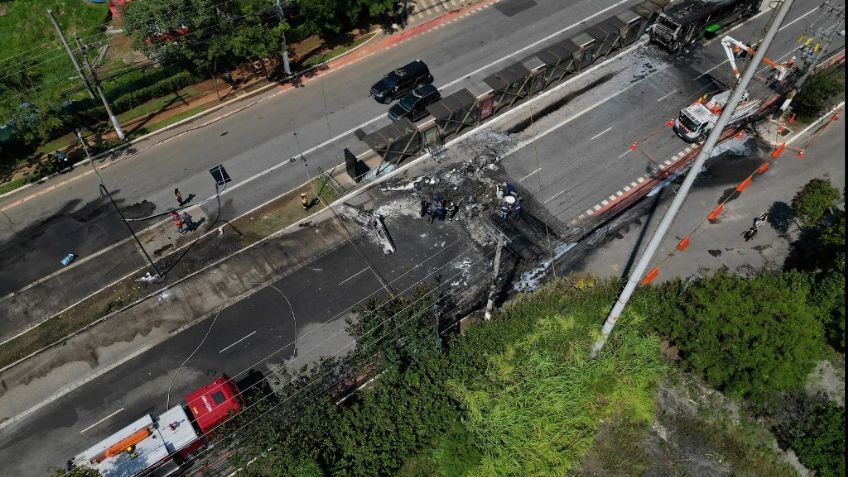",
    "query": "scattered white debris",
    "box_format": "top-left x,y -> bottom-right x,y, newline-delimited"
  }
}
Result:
514,242 -> 577,292
709,136 -> 752,158
450,257 -> 473,287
